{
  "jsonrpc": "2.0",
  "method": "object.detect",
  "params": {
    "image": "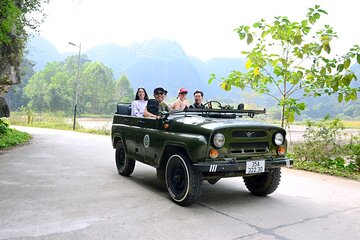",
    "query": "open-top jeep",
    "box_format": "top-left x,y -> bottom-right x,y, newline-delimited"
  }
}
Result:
111,100 -> 292,206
